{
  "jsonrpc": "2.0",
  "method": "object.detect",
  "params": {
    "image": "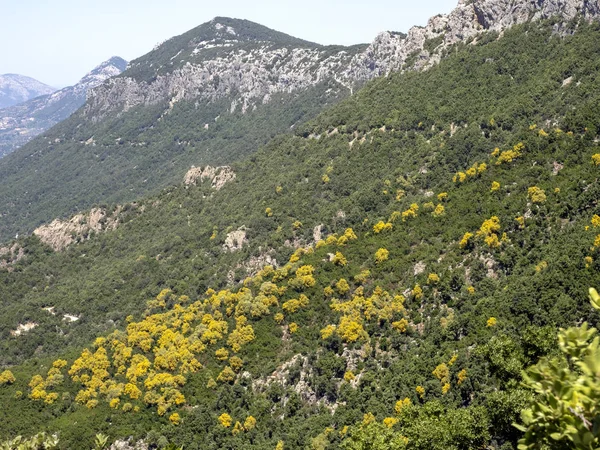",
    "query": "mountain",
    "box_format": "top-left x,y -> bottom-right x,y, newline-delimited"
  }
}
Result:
0,57 -> 127,158
1,3 -> 600,447
1,1 -> 599,243
0,74 -> 55,108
